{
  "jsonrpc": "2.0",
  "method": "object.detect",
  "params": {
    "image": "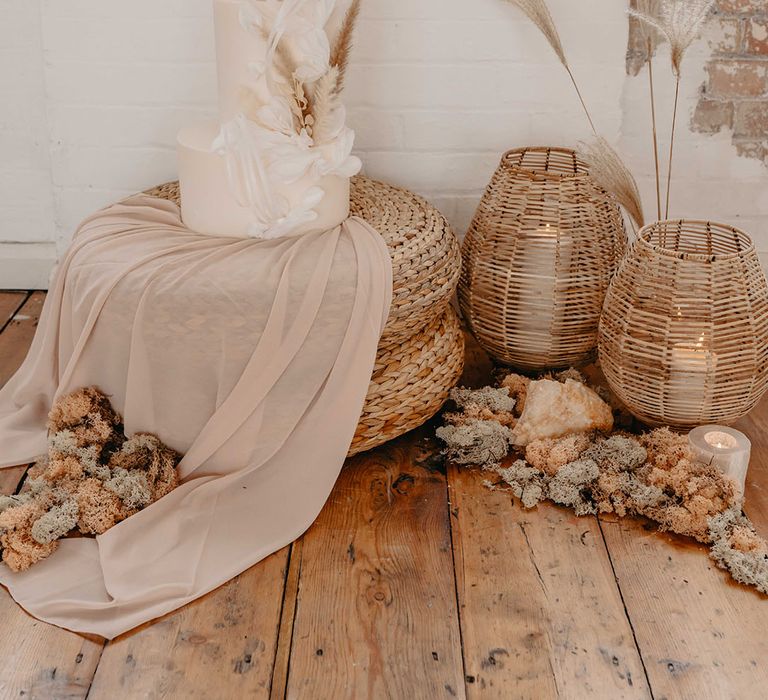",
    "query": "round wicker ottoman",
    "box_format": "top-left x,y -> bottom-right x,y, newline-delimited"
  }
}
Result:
143,176 -> 464,455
